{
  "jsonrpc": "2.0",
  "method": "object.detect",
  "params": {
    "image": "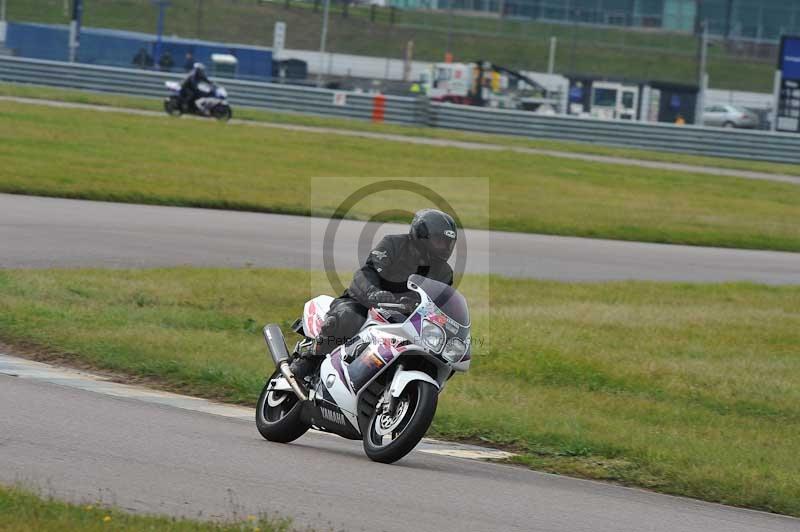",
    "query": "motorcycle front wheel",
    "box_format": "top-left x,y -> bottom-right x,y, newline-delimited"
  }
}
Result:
255,370 -> 310,443
363,380 -> 438,464
211,104 -> 232,122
